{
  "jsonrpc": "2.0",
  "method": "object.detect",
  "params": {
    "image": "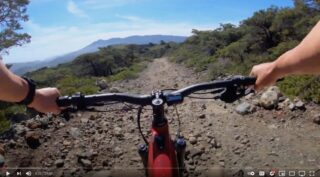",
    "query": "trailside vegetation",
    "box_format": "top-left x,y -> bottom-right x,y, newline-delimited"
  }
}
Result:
170,0 -> 320,102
